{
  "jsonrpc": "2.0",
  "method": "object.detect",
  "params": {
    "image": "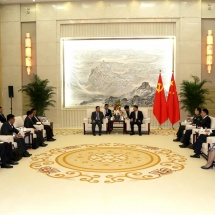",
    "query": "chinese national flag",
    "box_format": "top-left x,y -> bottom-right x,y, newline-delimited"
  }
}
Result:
167,73 -> 180,125
153,73 -> 168,124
